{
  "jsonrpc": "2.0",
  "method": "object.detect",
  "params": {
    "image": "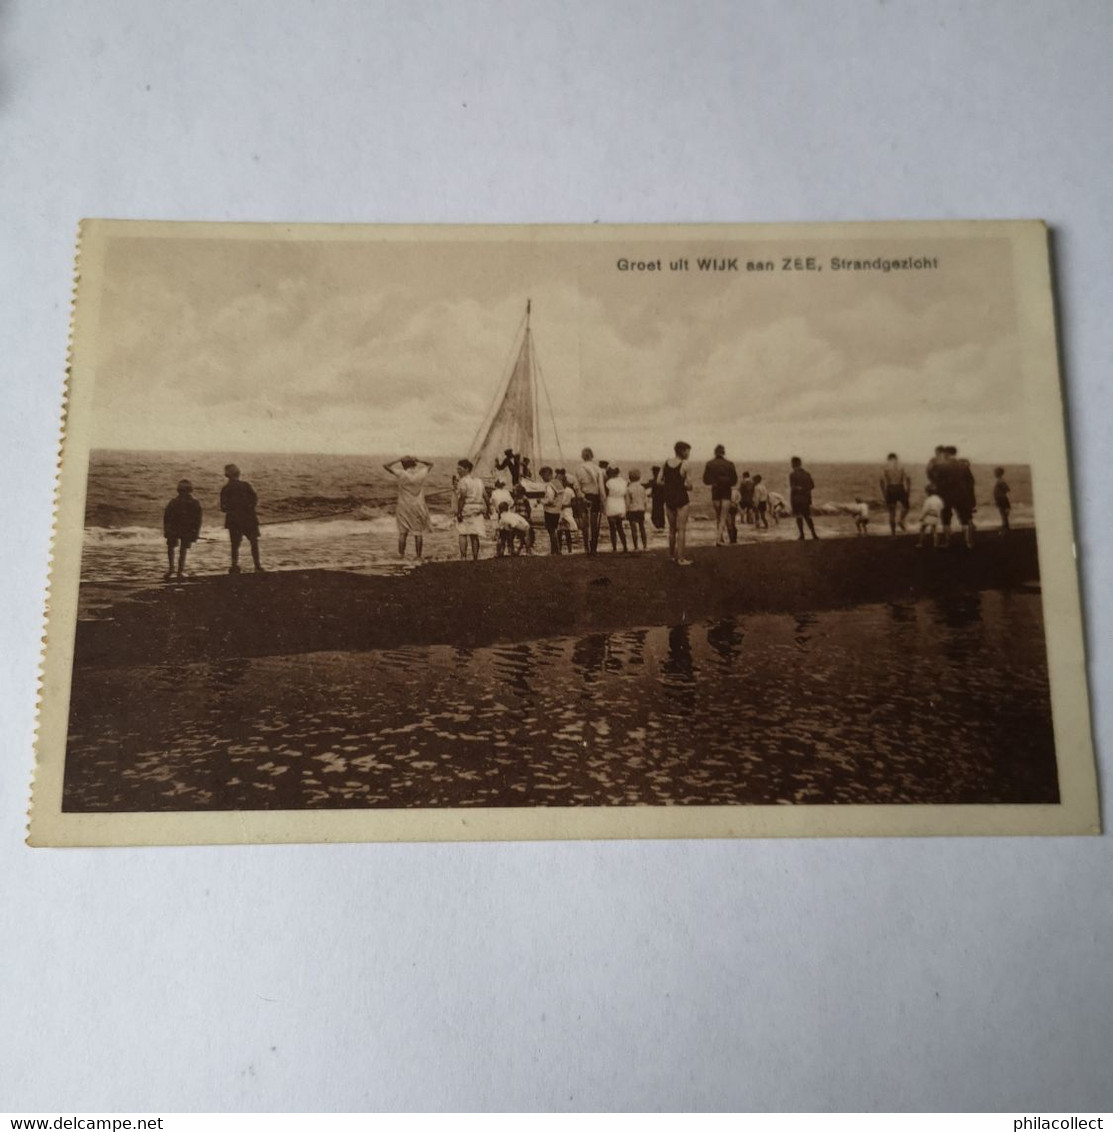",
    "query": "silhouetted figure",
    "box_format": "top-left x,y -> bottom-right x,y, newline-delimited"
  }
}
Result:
880,452 -> 911,534
162,478 -> 202,580
703,443 -> 739,545
649,465 -> 666,531
220,464 -> 263,573
925,445 -> 946,493
994,467 -> 1011,534
935,445 -> 976,548
663,441 -> 694,565
789,456 -> 818,540
495,448 -> 522,485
